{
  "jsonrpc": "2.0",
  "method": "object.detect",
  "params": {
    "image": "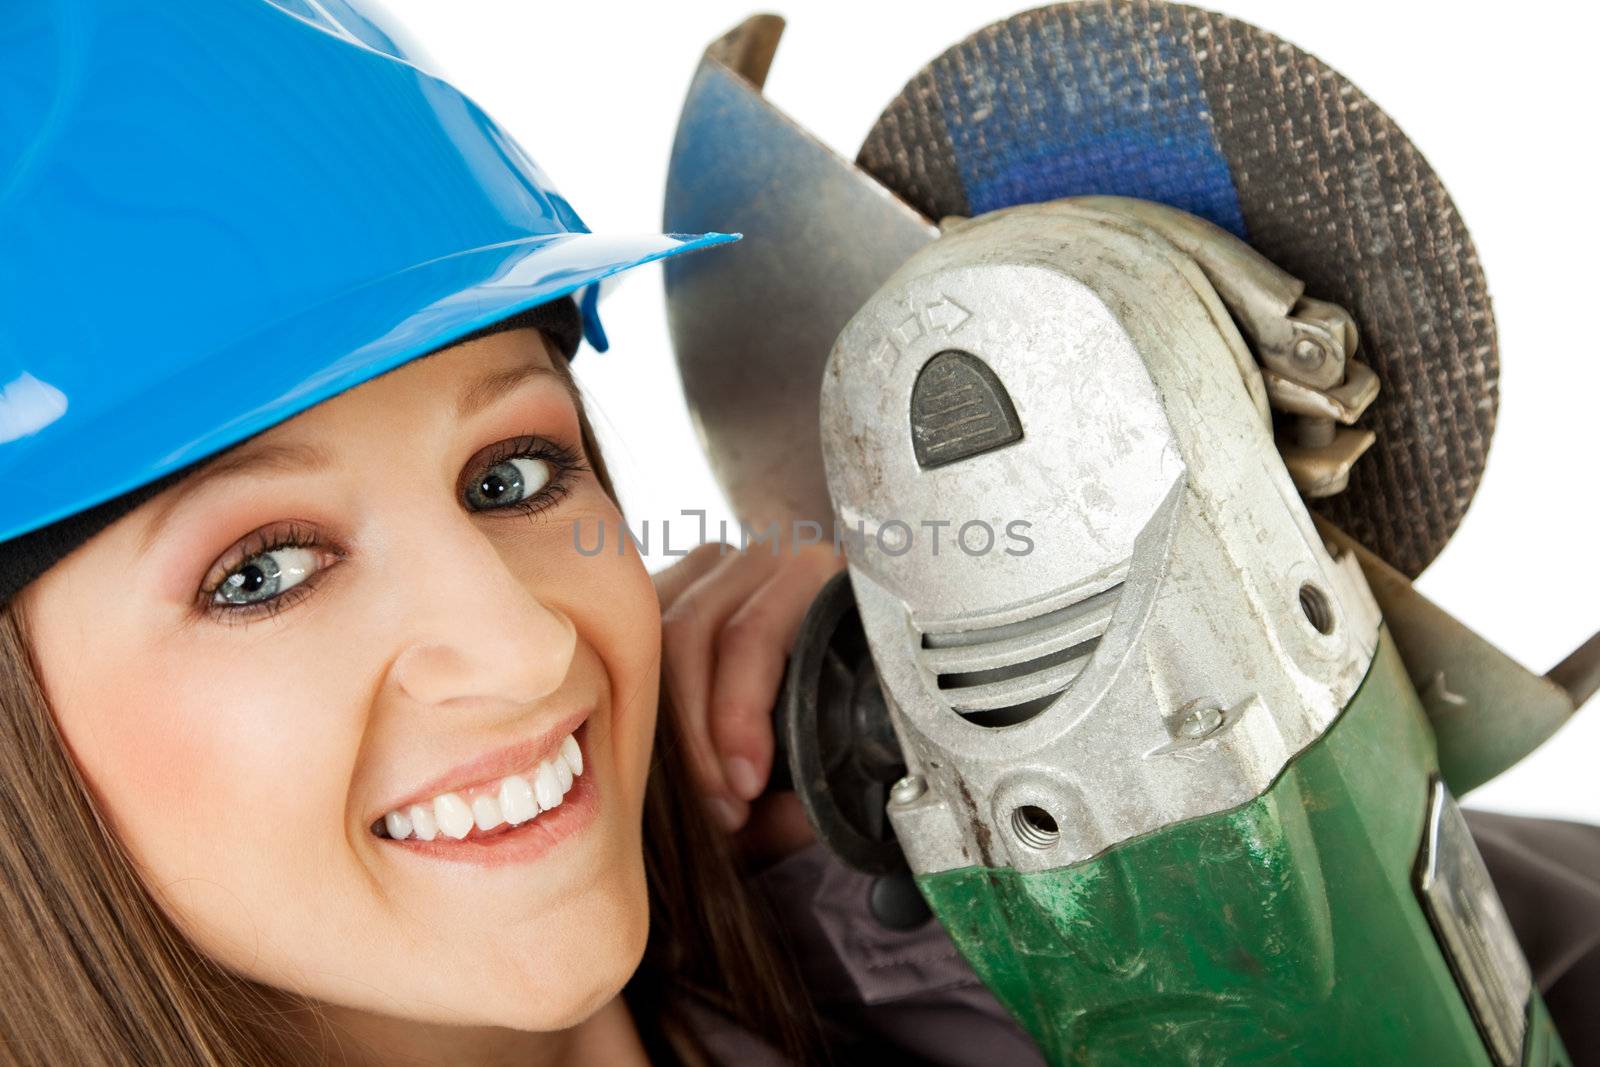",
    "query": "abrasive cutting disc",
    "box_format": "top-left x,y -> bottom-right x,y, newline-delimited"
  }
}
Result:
858,0 -> 1496,577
